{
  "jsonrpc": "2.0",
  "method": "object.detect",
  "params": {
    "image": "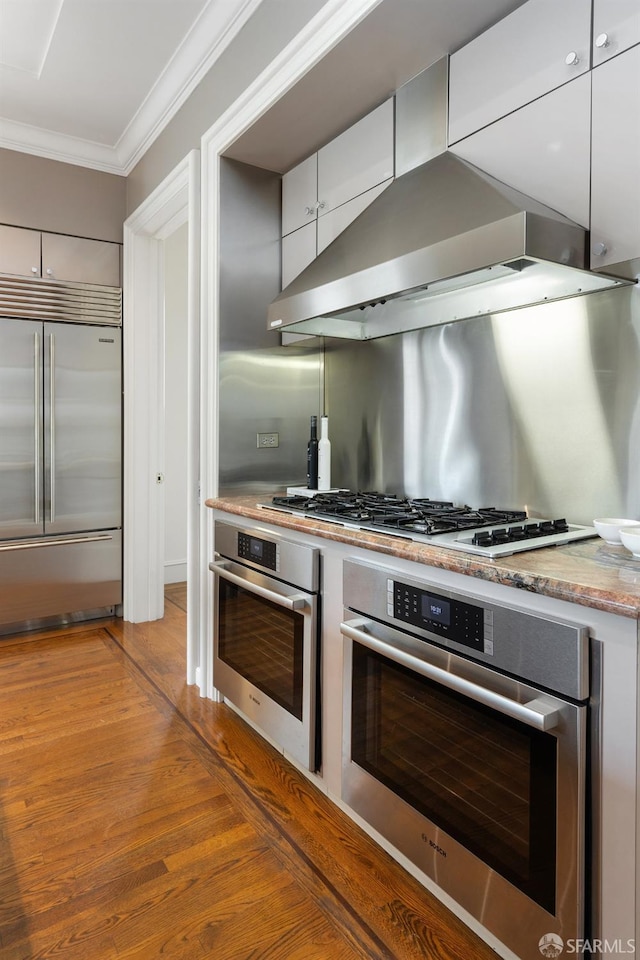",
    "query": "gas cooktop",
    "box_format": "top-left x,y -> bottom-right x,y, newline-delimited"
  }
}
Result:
262,491 -> 597,558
